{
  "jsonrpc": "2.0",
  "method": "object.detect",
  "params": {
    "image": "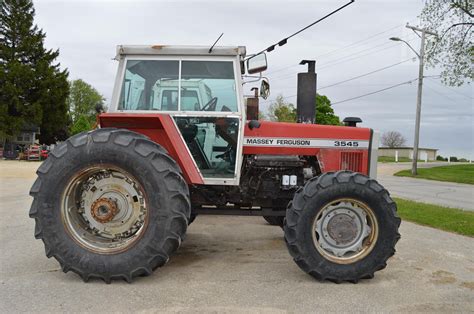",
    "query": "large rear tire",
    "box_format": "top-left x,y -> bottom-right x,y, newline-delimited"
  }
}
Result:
284,171 -> 400,283
29,128 -> 190,283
